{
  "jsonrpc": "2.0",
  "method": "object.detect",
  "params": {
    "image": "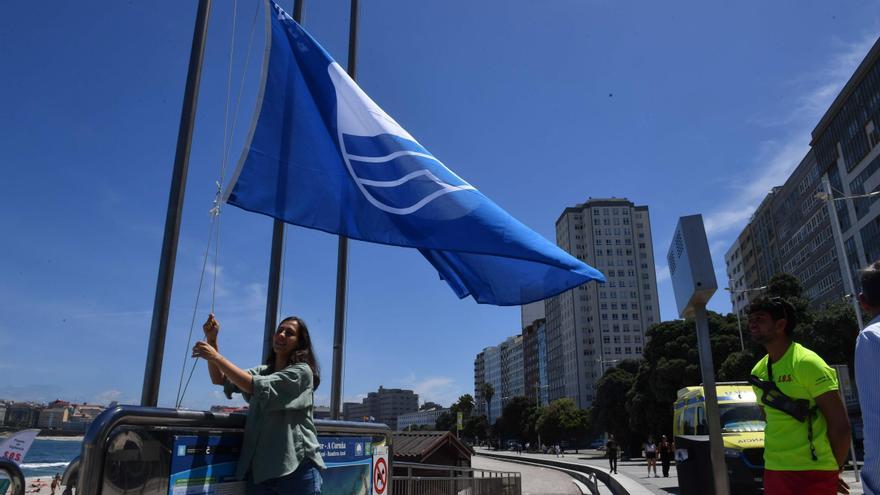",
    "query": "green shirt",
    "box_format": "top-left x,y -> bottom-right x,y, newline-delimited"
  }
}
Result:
224,363 -> 326,483
750,342 -> 839,471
